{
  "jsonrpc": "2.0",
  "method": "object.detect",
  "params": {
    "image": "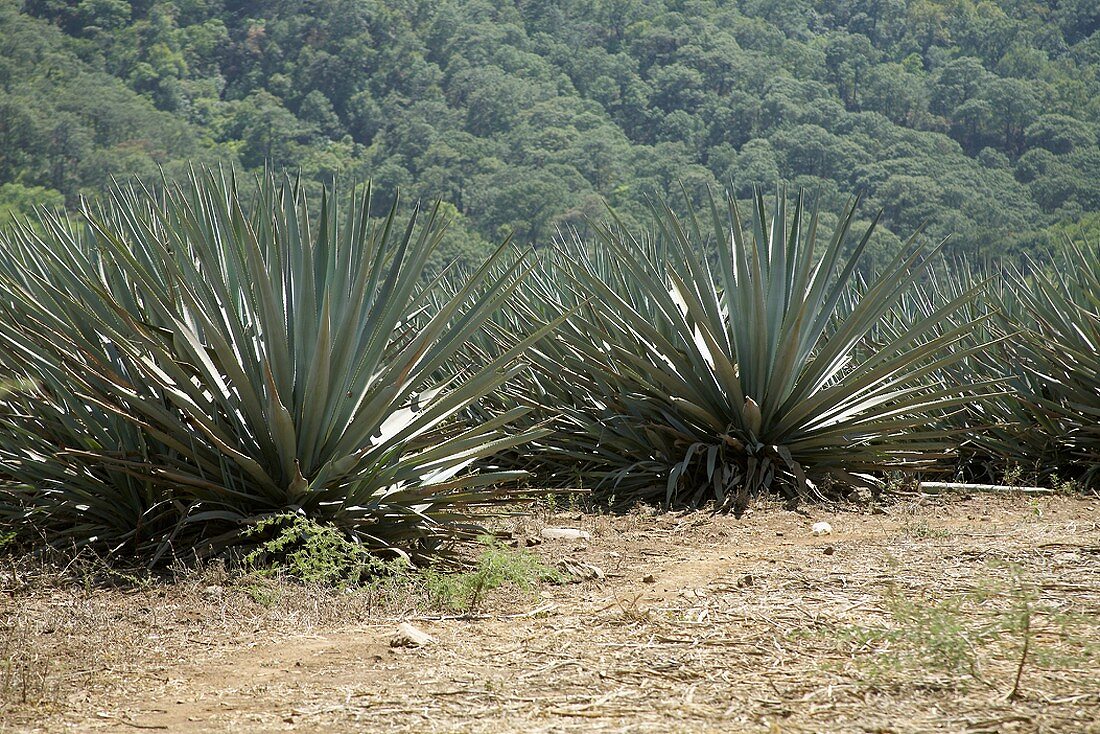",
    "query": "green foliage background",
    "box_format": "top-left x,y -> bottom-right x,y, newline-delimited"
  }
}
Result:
3,0 -> 1099,265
